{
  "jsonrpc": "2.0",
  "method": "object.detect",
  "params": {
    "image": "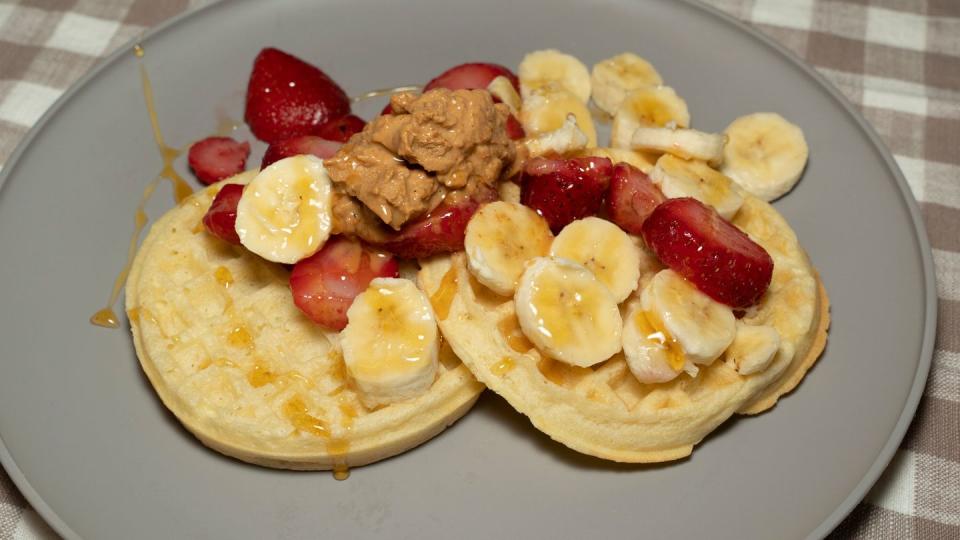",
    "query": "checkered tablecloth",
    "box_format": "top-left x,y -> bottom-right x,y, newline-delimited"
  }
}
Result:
0,0 -> 956,538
